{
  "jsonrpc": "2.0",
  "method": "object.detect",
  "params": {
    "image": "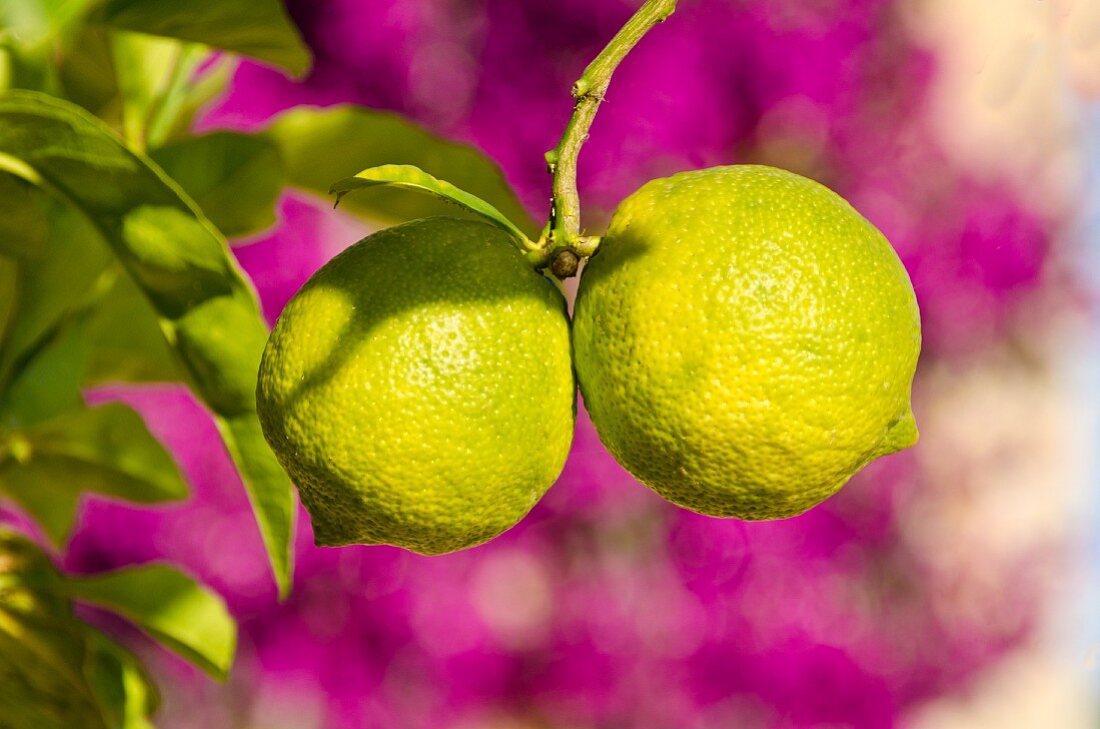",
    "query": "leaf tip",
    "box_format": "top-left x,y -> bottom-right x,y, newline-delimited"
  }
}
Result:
274,559 -> 293,601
